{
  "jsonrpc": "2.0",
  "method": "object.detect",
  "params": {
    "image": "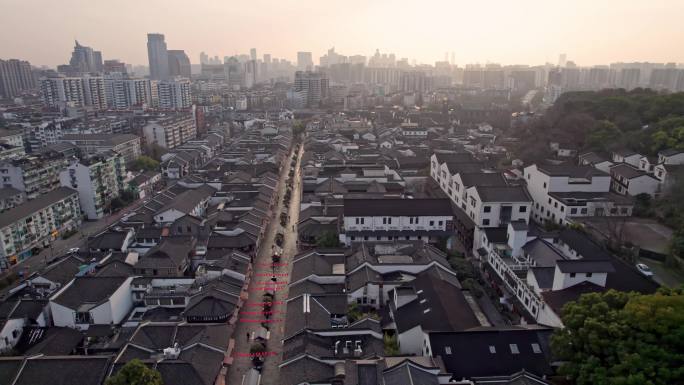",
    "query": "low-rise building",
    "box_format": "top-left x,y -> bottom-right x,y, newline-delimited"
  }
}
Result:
49,276 -> 133,330
59,152 -> 126,219
610,163 -> 660,197
59,133 -> 141,164
524,164 -> 632,225
0,187 -> 81,269
142,113 -> 197,150
476,222 -> 657,327
340,198 -> 454,245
